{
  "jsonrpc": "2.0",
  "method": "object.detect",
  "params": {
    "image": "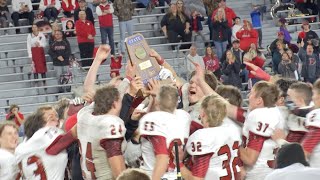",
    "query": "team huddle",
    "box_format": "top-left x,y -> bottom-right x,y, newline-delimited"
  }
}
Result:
1,45 -> 320,180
